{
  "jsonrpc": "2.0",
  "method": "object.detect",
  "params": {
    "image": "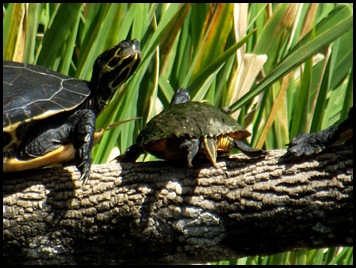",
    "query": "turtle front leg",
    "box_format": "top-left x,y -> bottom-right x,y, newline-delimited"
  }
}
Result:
17,109 -> 96,184
72,109 -> 96,185
180,139 -> 200,167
